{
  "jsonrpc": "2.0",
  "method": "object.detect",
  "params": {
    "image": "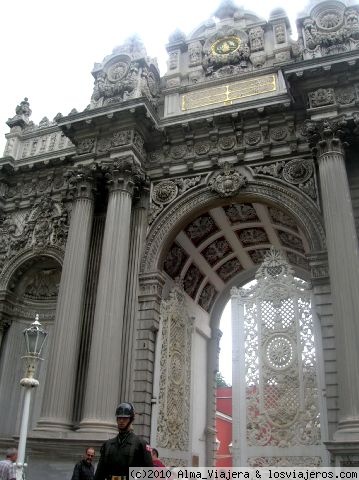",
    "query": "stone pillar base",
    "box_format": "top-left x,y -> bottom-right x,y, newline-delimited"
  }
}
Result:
77,419 -> 117,434
326,440 -> 359,466
333,419 -> 359,442
34,418 -> 73,432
